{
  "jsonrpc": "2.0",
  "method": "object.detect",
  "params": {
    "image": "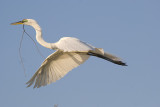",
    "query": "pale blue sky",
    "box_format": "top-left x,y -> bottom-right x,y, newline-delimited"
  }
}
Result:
1,0 -> 160,107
